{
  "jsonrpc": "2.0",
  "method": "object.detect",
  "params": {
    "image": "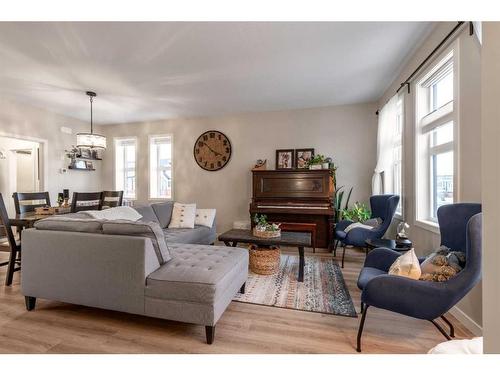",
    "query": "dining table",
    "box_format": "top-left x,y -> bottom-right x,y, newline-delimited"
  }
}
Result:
10,207 -> 72,229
